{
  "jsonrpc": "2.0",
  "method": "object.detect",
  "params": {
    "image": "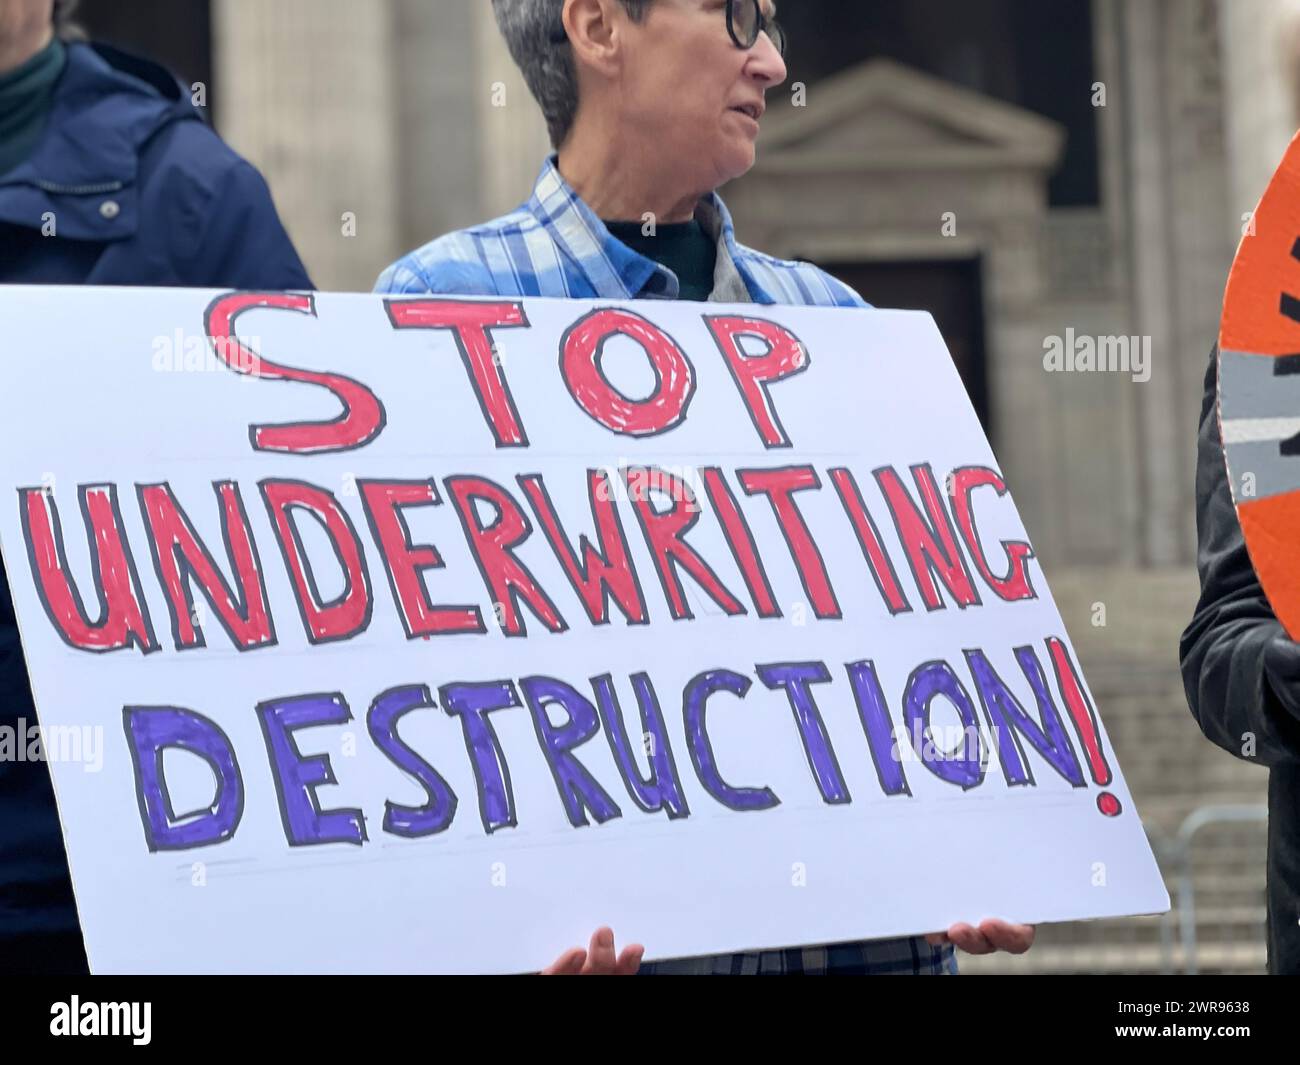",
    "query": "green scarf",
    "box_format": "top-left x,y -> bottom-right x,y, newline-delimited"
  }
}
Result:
0,38 -> 67,178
